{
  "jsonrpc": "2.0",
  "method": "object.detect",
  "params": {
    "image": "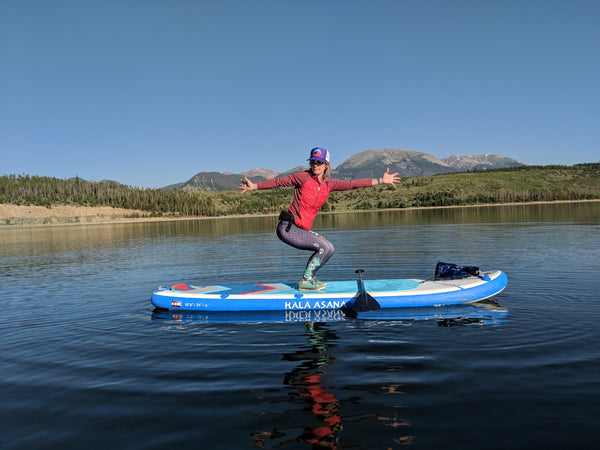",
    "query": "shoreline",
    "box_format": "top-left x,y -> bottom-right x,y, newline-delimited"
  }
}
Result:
1,199 -> 598,229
